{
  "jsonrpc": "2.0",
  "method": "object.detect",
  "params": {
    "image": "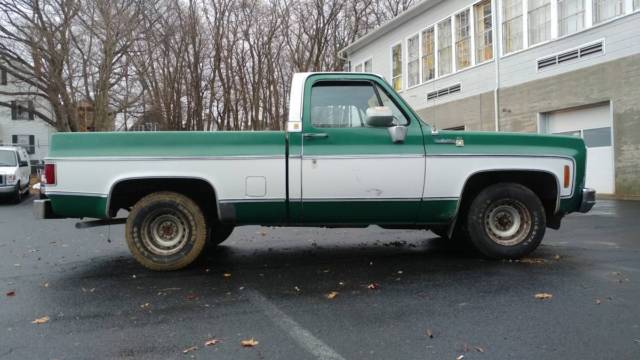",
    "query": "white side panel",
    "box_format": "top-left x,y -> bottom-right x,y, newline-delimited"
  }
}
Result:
301,156 -> 425,200
424,156 -> 573,198
288,157 -> 302,200
48,158 -> 286,201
